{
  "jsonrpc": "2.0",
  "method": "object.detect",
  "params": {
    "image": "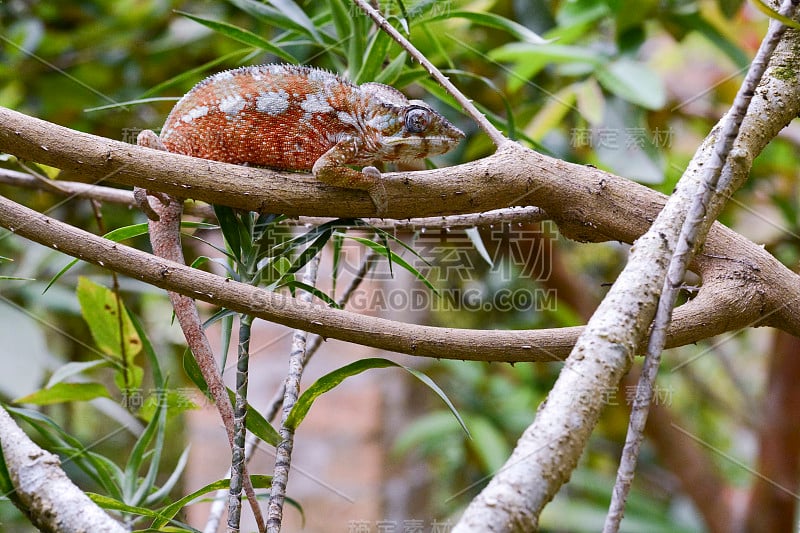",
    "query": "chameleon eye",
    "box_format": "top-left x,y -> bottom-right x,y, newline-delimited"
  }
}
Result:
405,106 -> 432,134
